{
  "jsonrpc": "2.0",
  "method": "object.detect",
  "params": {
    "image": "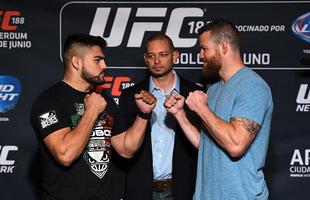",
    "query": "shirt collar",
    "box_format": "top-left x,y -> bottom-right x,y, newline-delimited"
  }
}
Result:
149,70 -> 180,94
